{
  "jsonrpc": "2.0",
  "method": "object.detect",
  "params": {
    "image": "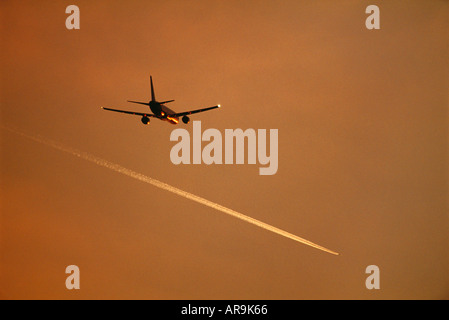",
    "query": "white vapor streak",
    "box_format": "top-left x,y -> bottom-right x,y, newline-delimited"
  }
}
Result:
4,127 -> 339,255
